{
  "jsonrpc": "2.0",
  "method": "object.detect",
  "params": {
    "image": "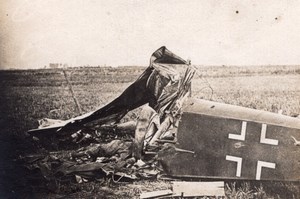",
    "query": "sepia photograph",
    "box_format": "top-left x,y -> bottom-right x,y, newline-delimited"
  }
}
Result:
1,0 -> 299,198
